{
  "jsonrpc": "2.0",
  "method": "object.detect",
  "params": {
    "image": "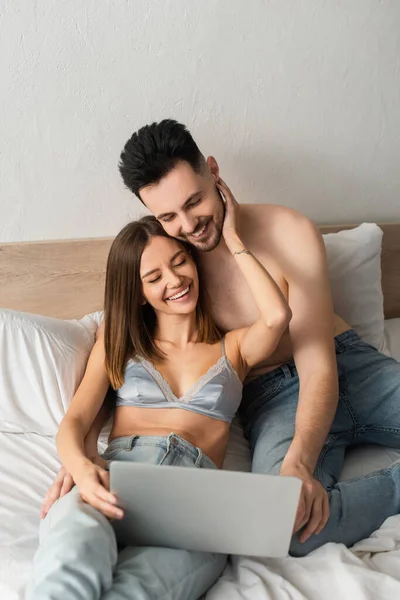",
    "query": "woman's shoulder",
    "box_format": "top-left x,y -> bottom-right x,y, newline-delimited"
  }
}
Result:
221,332 -> 246,380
